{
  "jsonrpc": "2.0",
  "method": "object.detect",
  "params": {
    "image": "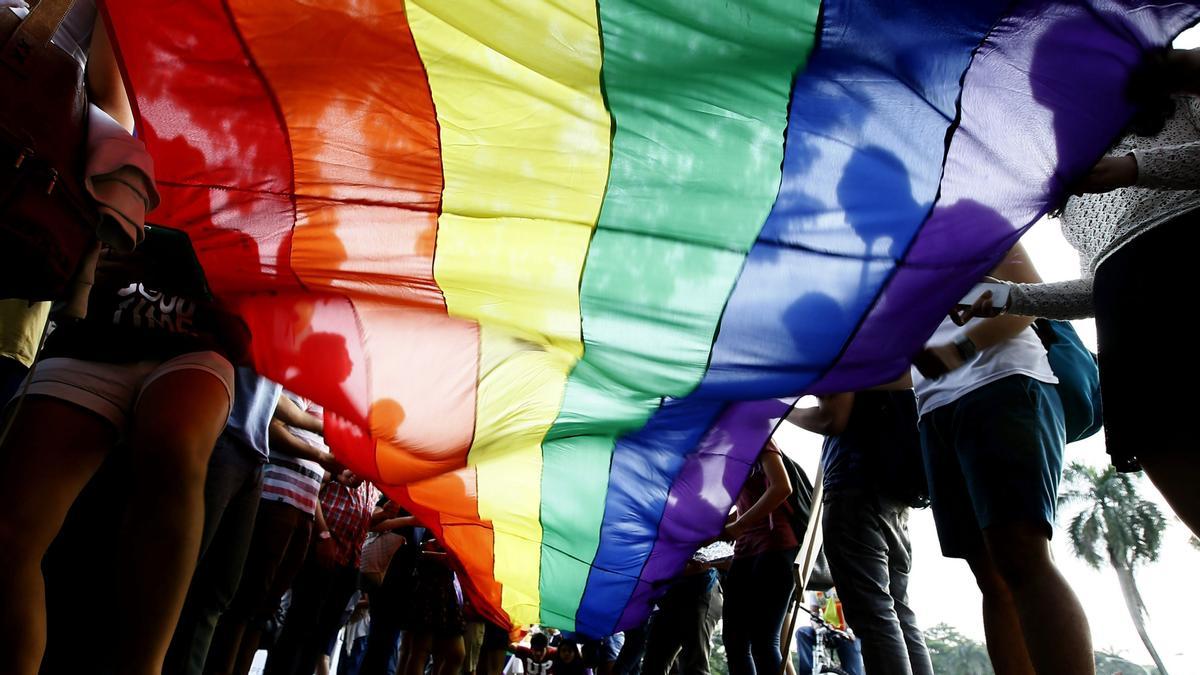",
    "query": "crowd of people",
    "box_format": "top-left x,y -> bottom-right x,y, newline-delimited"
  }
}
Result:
3,2 -> 1200,675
